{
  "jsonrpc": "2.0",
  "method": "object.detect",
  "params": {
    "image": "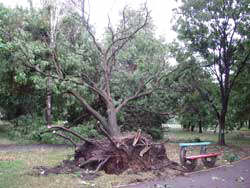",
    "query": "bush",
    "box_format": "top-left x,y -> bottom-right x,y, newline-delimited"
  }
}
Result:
223,152 -> 240,162
38,122 -> 102,144
8,115 -> 45,142
146,127 -> 164,140
7,115 -> 102,144
71,123 -> 102,139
